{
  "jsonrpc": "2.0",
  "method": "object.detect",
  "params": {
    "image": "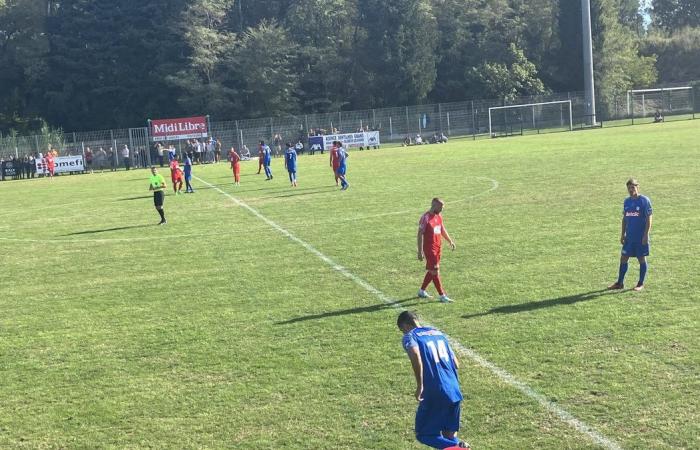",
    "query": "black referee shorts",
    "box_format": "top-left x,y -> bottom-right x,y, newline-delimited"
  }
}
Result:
153,190 -> 164,207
